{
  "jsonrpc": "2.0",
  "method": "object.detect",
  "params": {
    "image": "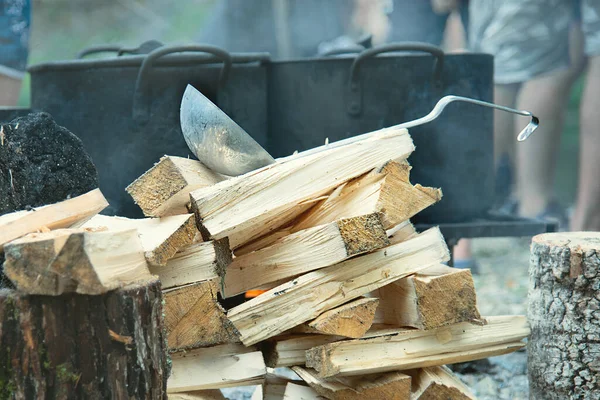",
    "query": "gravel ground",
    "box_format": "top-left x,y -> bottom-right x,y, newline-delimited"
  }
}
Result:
451,237 -> 532,400
222,237 -> 534,400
